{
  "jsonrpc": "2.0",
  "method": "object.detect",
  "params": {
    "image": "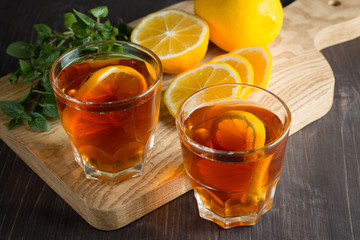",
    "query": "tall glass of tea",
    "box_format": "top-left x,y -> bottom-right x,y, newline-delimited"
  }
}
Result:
176,83 -> 291,228
50,41 -> 162,182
